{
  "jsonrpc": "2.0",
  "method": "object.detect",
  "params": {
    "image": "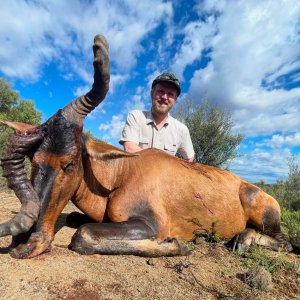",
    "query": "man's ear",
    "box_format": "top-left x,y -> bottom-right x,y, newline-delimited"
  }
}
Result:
150,88 -> 154,98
